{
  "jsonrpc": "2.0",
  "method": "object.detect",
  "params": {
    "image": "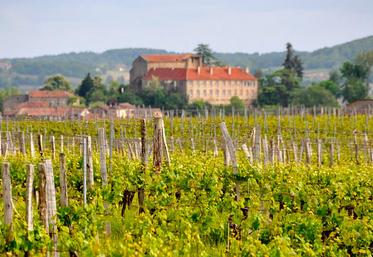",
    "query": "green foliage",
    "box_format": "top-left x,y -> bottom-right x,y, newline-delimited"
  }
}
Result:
292,85 -> 339,107
340,62 -> 370,103
137,78 -> 187,109
229,96 -> 245,110
76,73 -> 94,99
317,80 -> 341,98
283,43 -> 304,78
0,87 -> 20,112
42,75 -> 71,91
194,44 -> 216,65
258,69 -> 300,107
188,100 -> 211,110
